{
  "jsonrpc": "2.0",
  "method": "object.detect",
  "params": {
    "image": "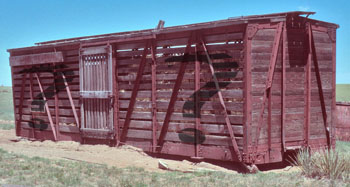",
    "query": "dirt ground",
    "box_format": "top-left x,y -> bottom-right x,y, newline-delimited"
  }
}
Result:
0,129 -> 297,174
